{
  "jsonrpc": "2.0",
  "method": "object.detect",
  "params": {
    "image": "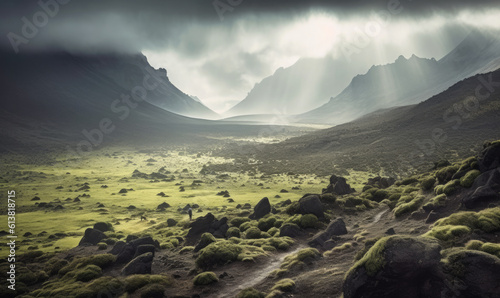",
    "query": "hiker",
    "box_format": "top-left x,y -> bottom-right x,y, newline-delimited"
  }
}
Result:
188,207 -> 193,221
